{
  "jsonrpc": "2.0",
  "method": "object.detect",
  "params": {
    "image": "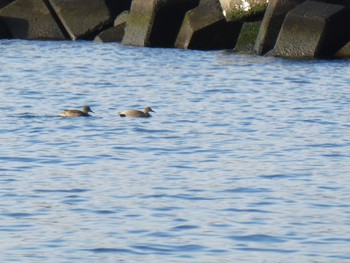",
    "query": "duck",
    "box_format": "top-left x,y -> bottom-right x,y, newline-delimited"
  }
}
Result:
59,106 -> 94,117
119,107 -> 155,118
